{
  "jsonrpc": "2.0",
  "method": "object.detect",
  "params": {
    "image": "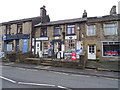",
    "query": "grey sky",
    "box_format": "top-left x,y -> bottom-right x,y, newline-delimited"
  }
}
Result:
0,0 -> 119,23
